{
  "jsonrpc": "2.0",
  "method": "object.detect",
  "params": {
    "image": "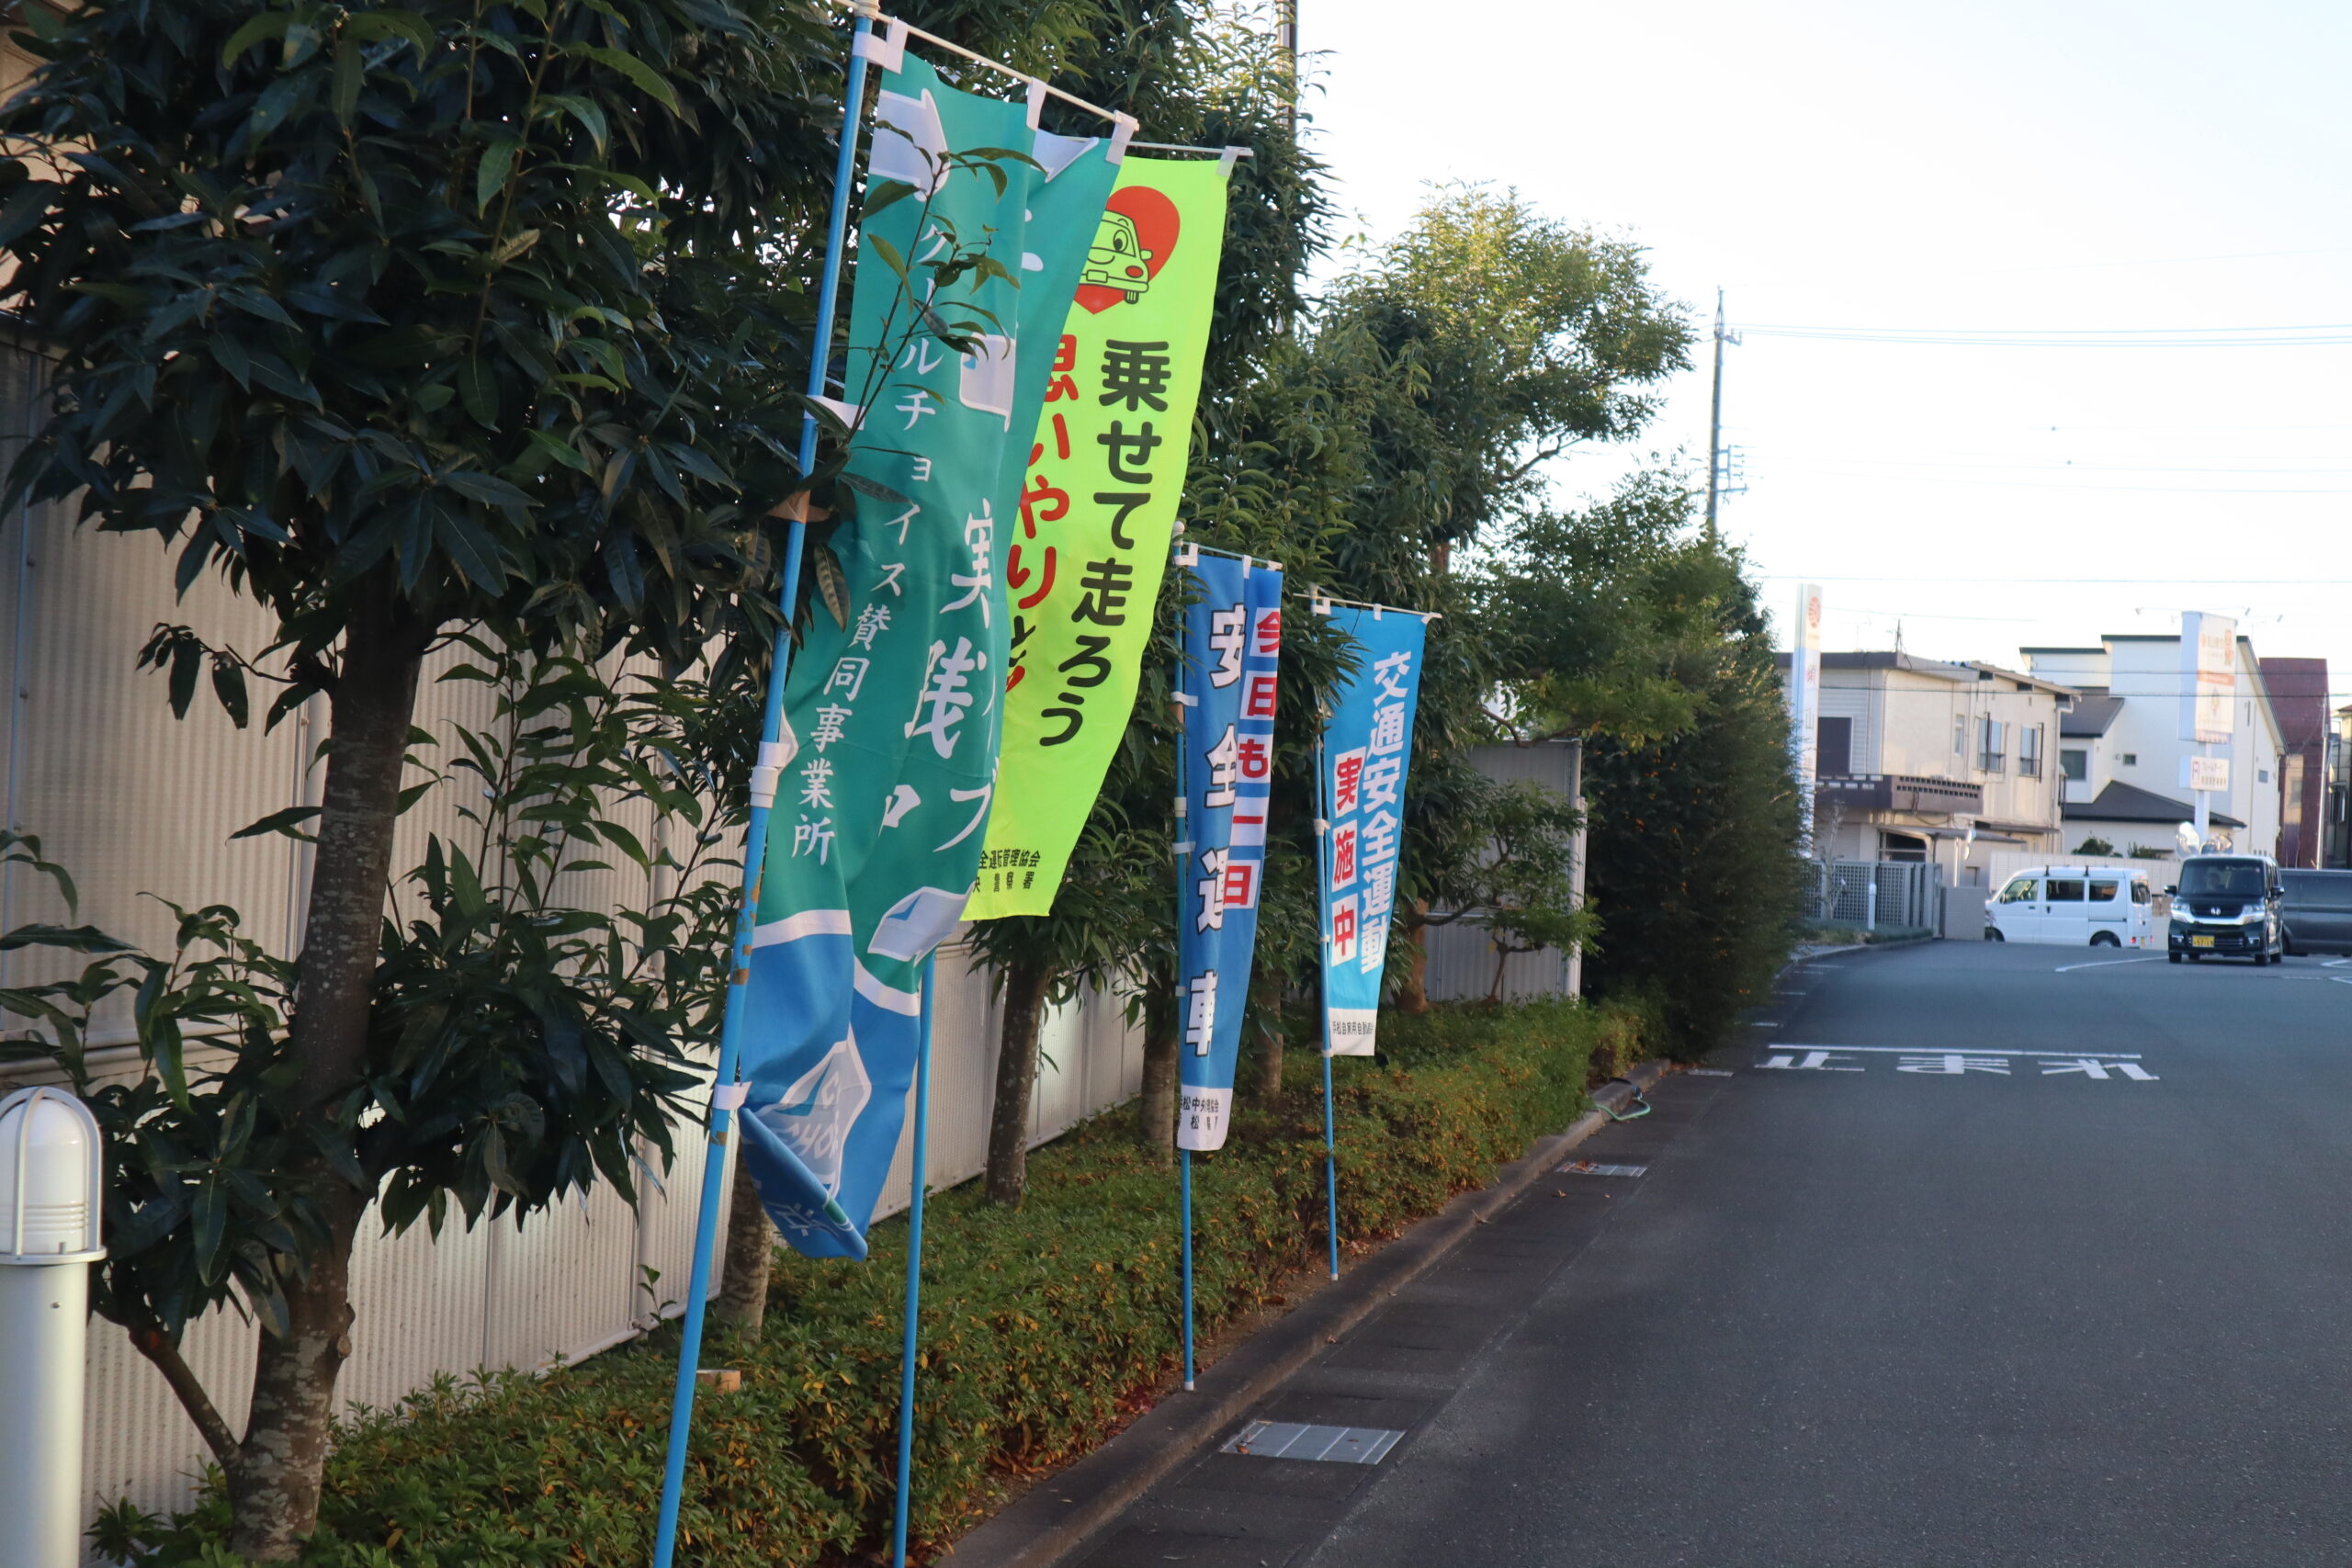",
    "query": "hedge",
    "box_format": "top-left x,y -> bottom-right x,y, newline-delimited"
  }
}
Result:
99,997 -> 1648,1567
